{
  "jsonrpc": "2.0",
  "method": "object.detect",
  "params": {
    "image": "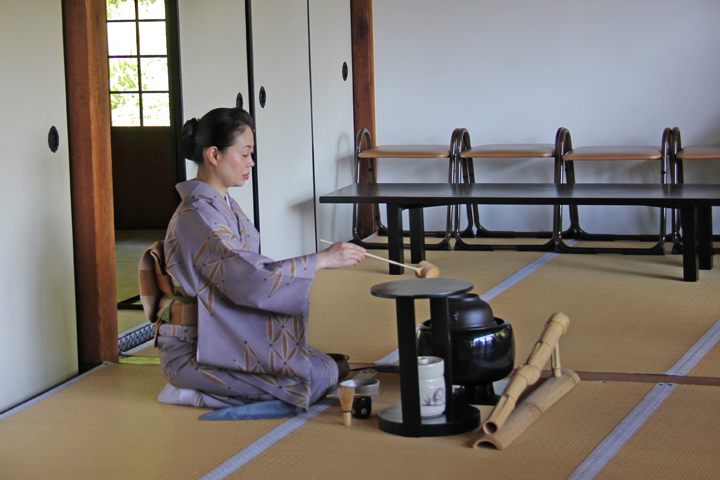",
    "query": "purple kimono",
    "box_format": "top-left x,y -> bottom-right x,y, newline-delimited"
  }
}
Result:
158,180 -> 337,410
